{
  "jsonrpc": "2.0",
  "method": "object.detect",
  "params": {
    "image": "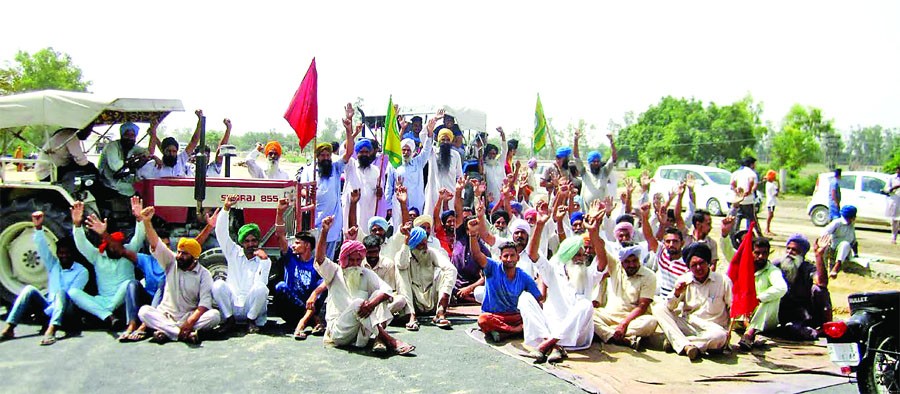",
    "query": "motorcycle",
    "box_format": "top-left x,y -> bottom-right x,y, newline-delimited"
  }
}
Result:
823,290 -> 899,393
